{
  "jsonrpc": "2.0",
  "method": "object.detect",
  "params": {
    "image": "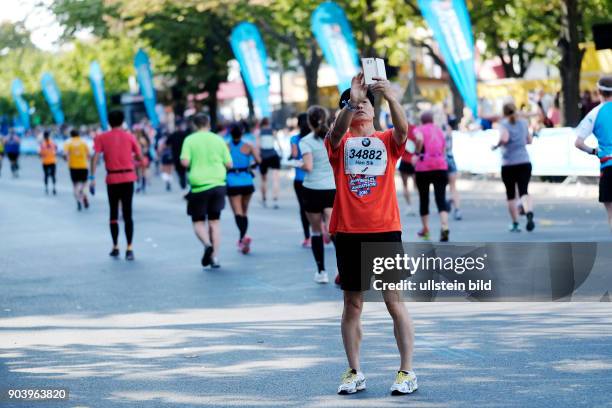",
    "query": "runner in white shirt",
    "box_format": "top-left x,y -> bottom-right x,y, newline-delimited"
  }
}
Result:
299,106 -> 336,283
